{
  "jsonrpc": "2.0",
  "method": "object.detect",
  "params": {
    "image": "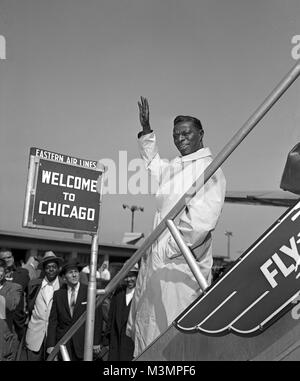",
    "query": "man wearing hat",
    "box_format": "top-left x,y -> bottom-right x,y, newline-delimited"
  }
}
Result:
105,261 -> 139,361
25,251 -> 64,361
46,259 -> 103,361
